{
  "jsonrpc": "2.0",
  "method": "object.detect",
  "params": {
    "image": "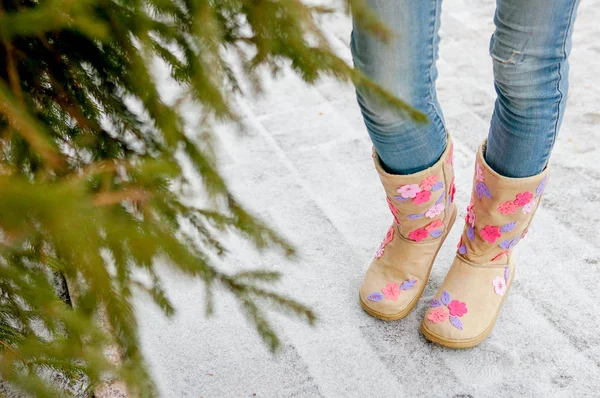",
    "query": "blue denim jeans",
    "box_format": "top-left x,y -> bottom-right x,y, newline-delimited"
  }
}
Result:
351,0 -> 580,177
